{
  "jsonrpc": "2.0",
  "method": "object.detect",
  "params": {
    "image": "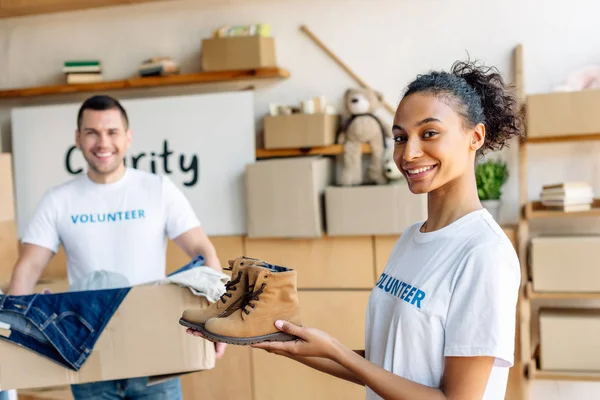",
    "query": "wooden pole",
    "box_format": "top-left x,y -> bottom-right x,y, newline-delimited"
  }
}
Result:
299,24 -> 396,114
